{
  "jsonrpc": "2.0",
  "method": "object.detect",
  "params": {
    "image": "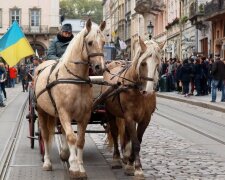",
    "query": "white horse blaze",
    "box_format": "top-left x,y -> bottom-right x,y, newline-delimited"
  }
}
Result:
145,60 -> 156,93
